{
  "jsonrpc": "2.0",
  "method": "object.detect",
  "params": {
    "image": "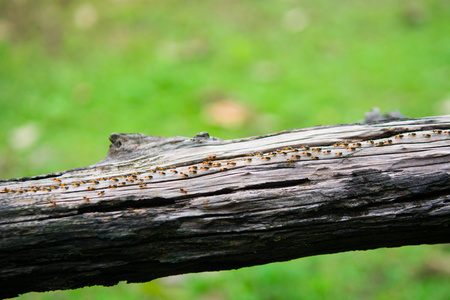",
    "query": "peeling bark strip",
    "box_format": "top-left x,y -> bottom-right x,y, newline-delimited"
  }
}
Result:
1,115 -> 450,299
